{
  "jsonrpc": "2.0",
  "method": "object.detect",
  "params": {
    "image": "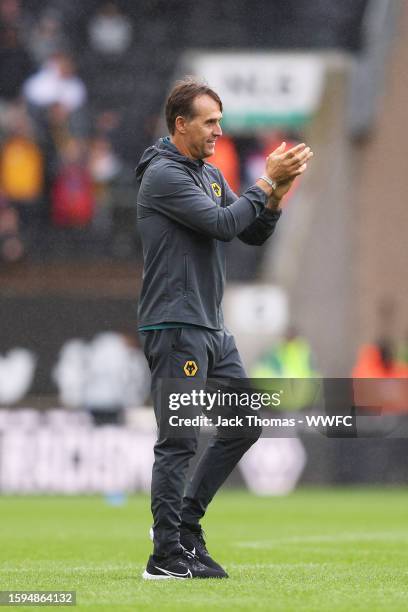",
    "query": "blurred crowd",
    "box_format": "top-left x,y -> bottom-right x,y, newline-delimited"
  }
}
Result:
0,0 -> 137,263
0,331 -> 150,423
0,0 -> 308,266
1,325 -> 406,416
251,326 -> 408,413
53,331 -> 150,424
